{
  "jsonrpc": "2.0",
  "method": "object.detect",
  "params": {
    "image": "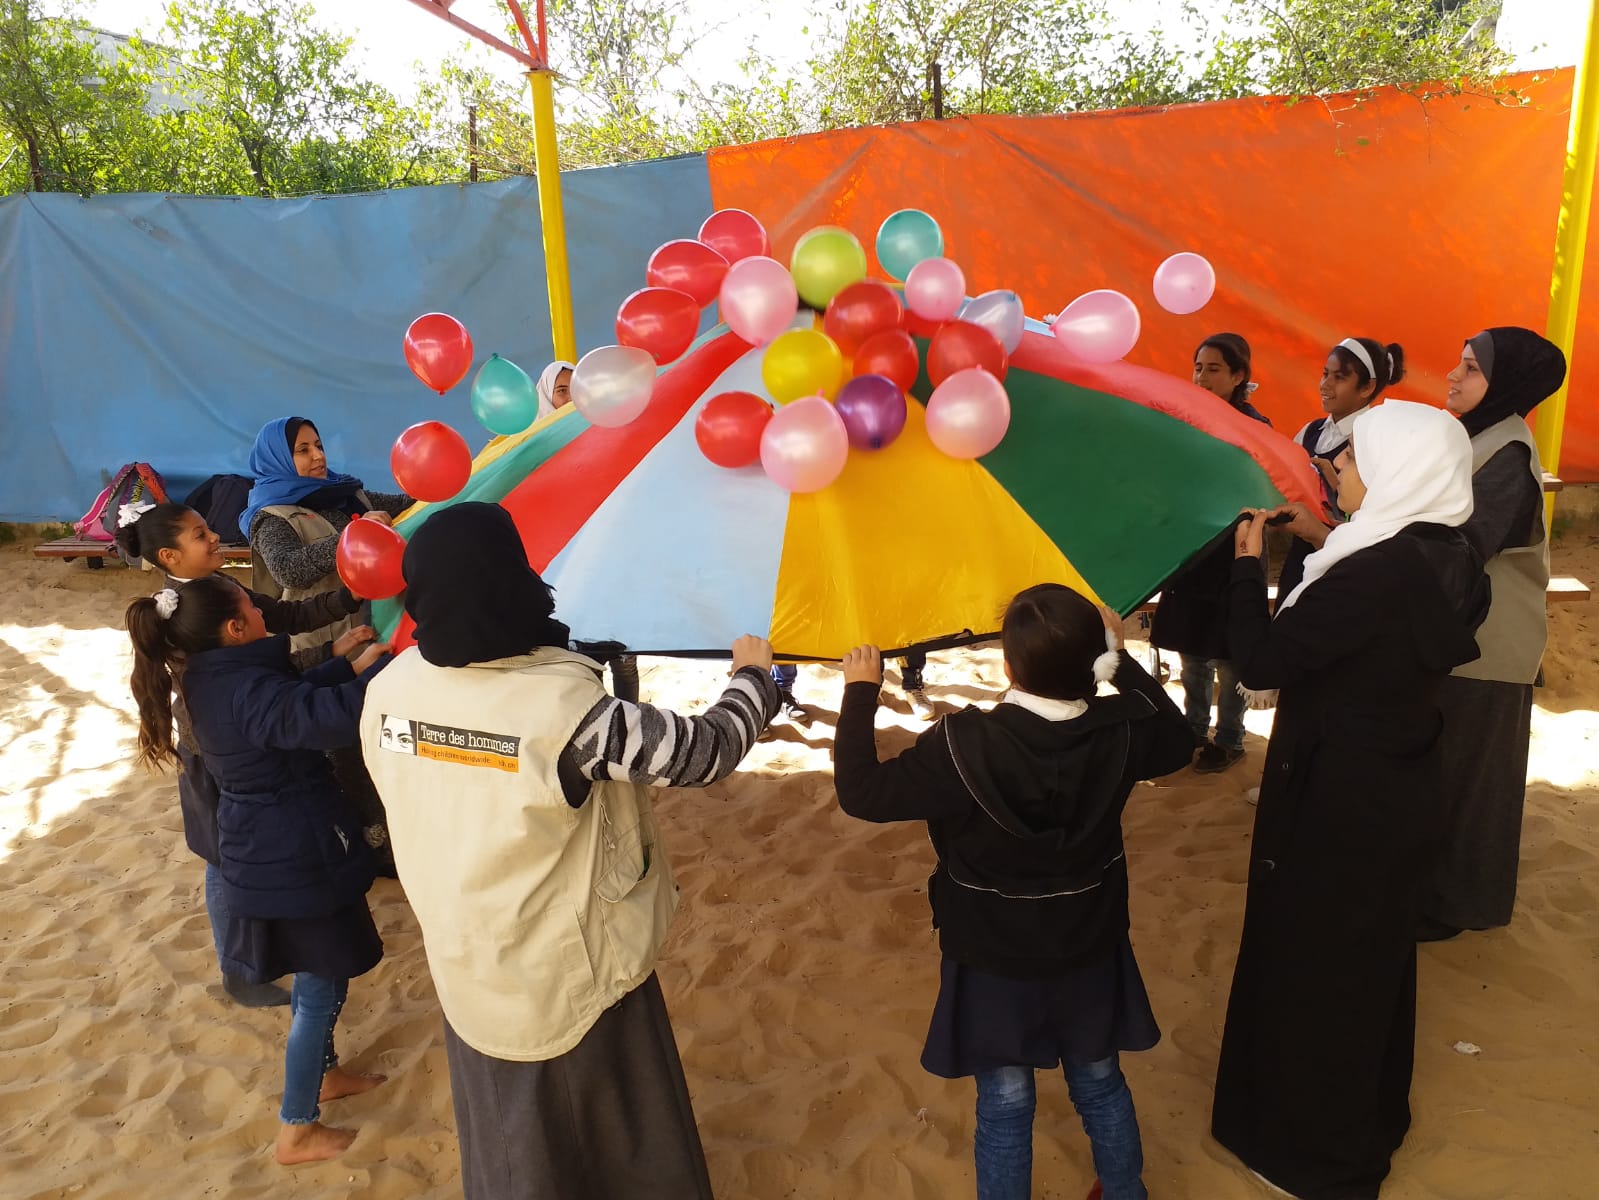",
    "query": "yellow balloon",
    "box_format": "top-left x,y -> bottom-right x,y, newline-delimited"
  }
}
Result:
762,328 -> 844,403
